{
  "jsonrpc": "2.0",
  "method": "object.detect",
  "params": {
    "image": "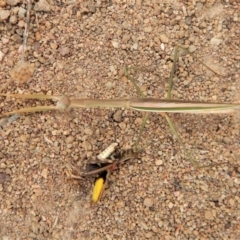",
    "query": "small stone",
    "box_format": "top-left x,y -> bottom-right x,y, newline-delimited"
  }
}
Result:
205,210 -> 214,220
160,43 -> 165,51
35,31 -> 41,41
223,137 -> 231,144
159,34 -> 169,43
132,43 -> 138,50
200,185 -> 208,191
0,51 -> 4,62
2,37 -> 9,44
18,20 -> 25,28
19,134 -> 27,142
229,199 -> 234,206
155,159 -> 163,166
83,141 -> 92,151
34,0 -> 52,12
9,15 -> 17,24
212,95 -> 217,100
66,136 -> 74,143
84,128 -> 93,135
18,7 -> 26,19
0,173 -> 11,184
144,197 -> 154,207
59,46 -> 70,56
109,65 -> 115,72
145,232 -> 153,238
0,1 -> 7,7
122,34 -> 130,43
196,2 -> 203,10
143,26 -> 153,33
11,34 -> 22,43
113,110 -> 122,122
185,16 -> 192,25
0,10 -> 10,22
153,5 -> 161,15
188,45 -> 197,53
112,40 -> 119,48
6,0 -> 20,6
119,122 -> 126,130
105,81 -> 113,89
41,169 -> 48,179
139,221 -> 148,230
199,21 -> 207,29
81,7 -> 89,14
210,37 -> 222,46
168,202 -> 174,209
